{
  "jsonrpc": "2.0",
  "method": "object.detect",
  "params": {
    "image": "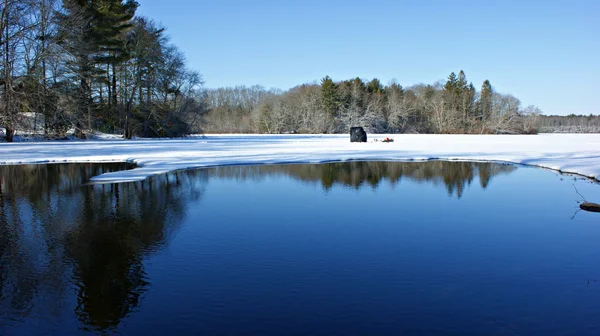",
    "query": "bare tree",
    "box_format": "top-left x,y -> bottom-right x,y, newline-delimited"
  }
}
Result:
1,0 -> 30,141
